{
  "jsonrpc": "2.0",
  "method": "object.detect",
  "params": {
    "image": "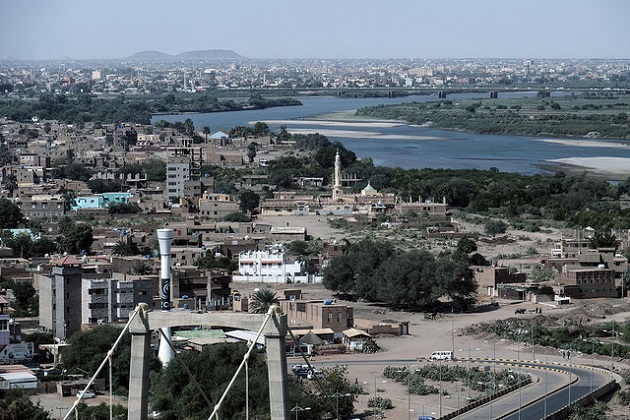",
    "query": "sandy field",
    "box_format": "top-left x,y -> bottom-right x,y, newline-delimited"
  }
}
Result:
539,138 -> 630,149
286,127 -> 444,141
547,157 -> 630,176
254,119 -> 404,128
249,213 -> 630,418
